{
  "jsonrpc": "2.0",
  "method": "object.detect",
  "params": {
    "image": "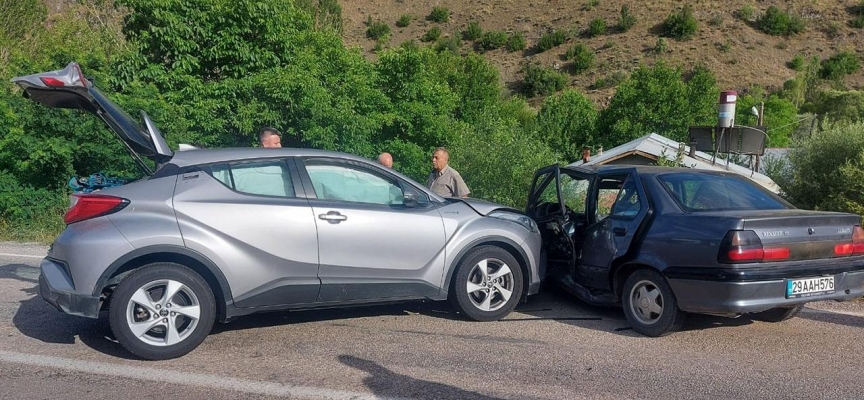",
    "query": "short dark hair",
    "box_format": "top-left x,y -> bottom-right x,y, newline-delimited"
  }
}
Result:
259,127 -> 281,145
